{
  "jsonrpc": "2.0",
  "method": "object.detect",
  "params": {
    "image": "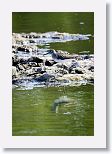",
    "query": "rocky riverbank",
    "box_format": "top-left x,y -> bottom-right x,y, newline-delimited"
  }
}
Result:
12,32 -> 94,89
